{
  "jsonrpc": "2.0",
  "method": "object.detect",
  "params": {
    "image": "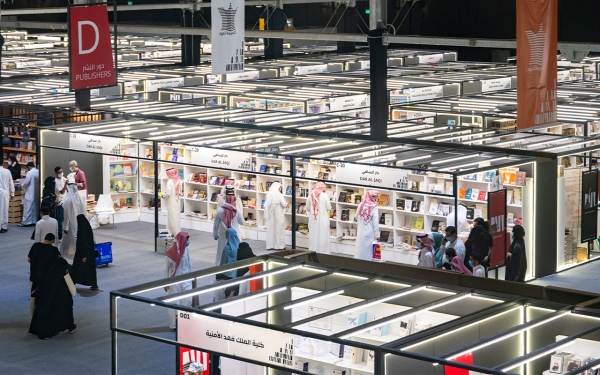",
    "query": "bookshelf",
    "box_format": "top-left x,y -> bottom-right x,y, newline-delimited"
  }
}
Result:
102,141 -> 141,223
